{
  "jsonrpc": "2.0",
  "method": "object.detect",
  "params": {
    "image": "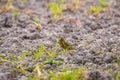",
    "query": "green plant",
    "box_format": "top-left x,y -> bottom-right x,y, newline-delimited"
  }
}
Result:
44,57 -> 61,65
99,49 -> 105,54
115,72 -> 120,80
7,0 -> 13,4
3,0 -> 15,12
90,6 -> 102,16
0,54 -> 9,63
108,68 -> 113,73
12,11 -> 20,18
14,64 -> 28,74
58,36 -> 76,51
17,51 -> 29,62
0,52 -> 29,74
33,16 -> 42,30
49,68 -> 88,80
33,44 -> 45,61
9,52 -> 16,61
44,44 -> 62,65
99,0 -> 109,7
21,0 -> 27,3
49,0 -> 64,21
117,57 -> 120,68
90,0 -> 110,17
28,64 -> 42,80
73,0 -> 79,10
